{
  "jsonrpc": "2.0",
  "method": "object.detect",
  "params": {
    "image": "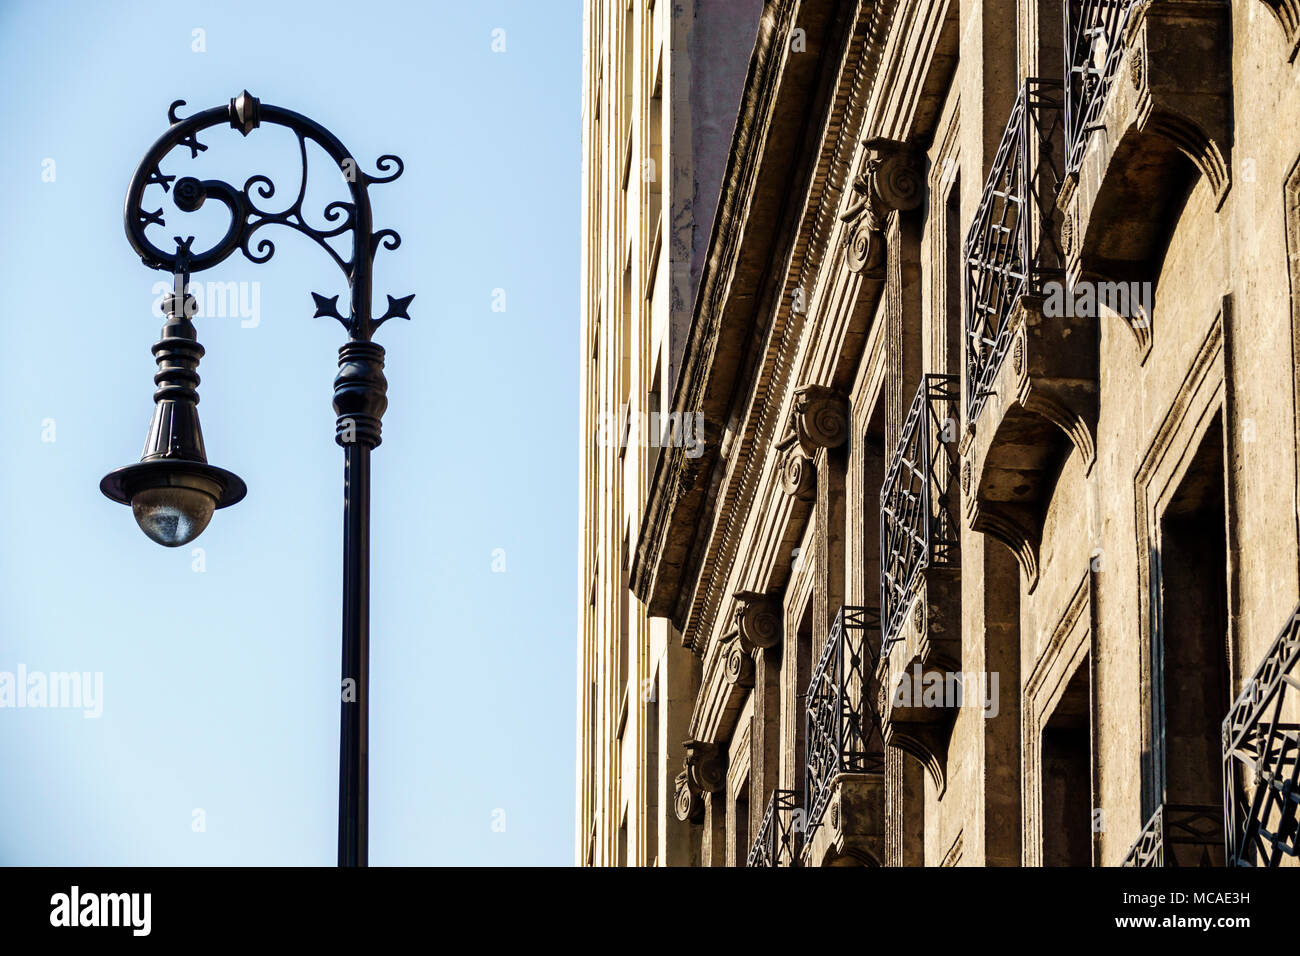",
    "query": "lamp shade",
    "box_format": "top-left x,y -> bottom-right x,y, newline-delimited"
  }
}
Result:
100,295 -> 245,546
